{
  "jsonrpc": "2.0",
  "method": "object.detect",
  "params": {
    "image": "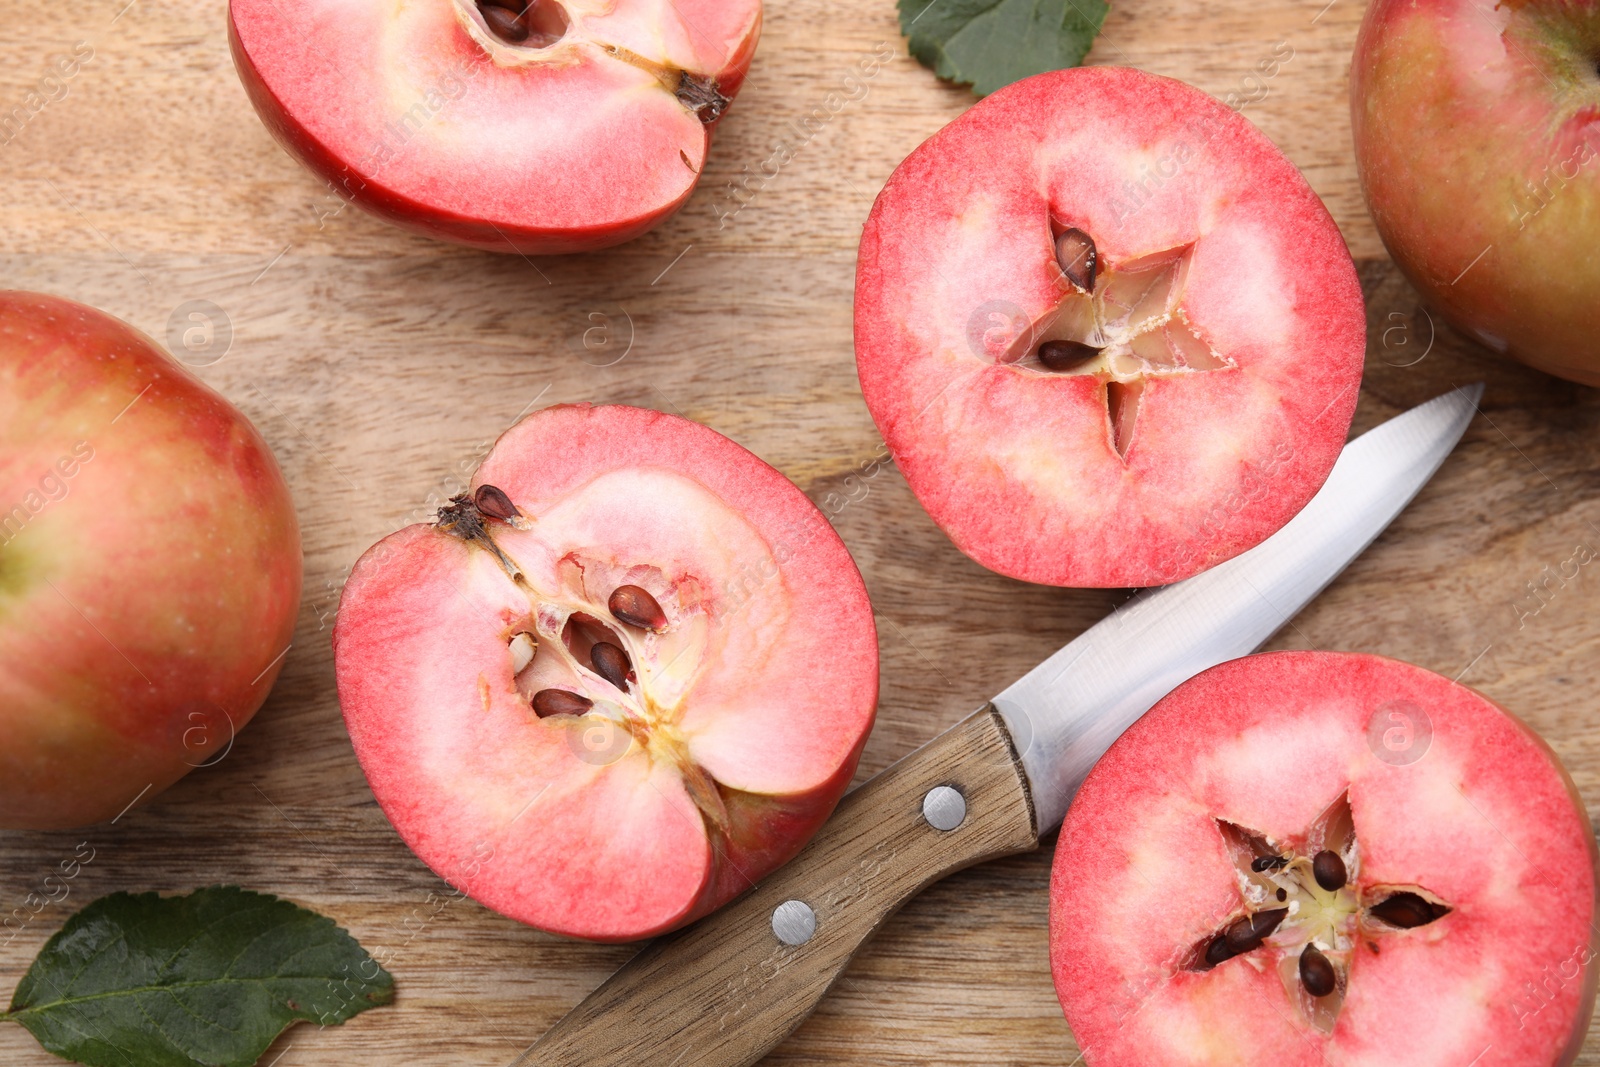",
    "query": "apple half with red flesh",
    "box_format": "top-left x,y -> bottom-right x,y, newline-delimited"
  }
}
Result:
855,67 -> 1366,588
229,0 -> 760,254
334,405 -> 878,941
1051,651 -> 1598,1066
0,293 -> 302,829
1352,0 -> 1600,385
